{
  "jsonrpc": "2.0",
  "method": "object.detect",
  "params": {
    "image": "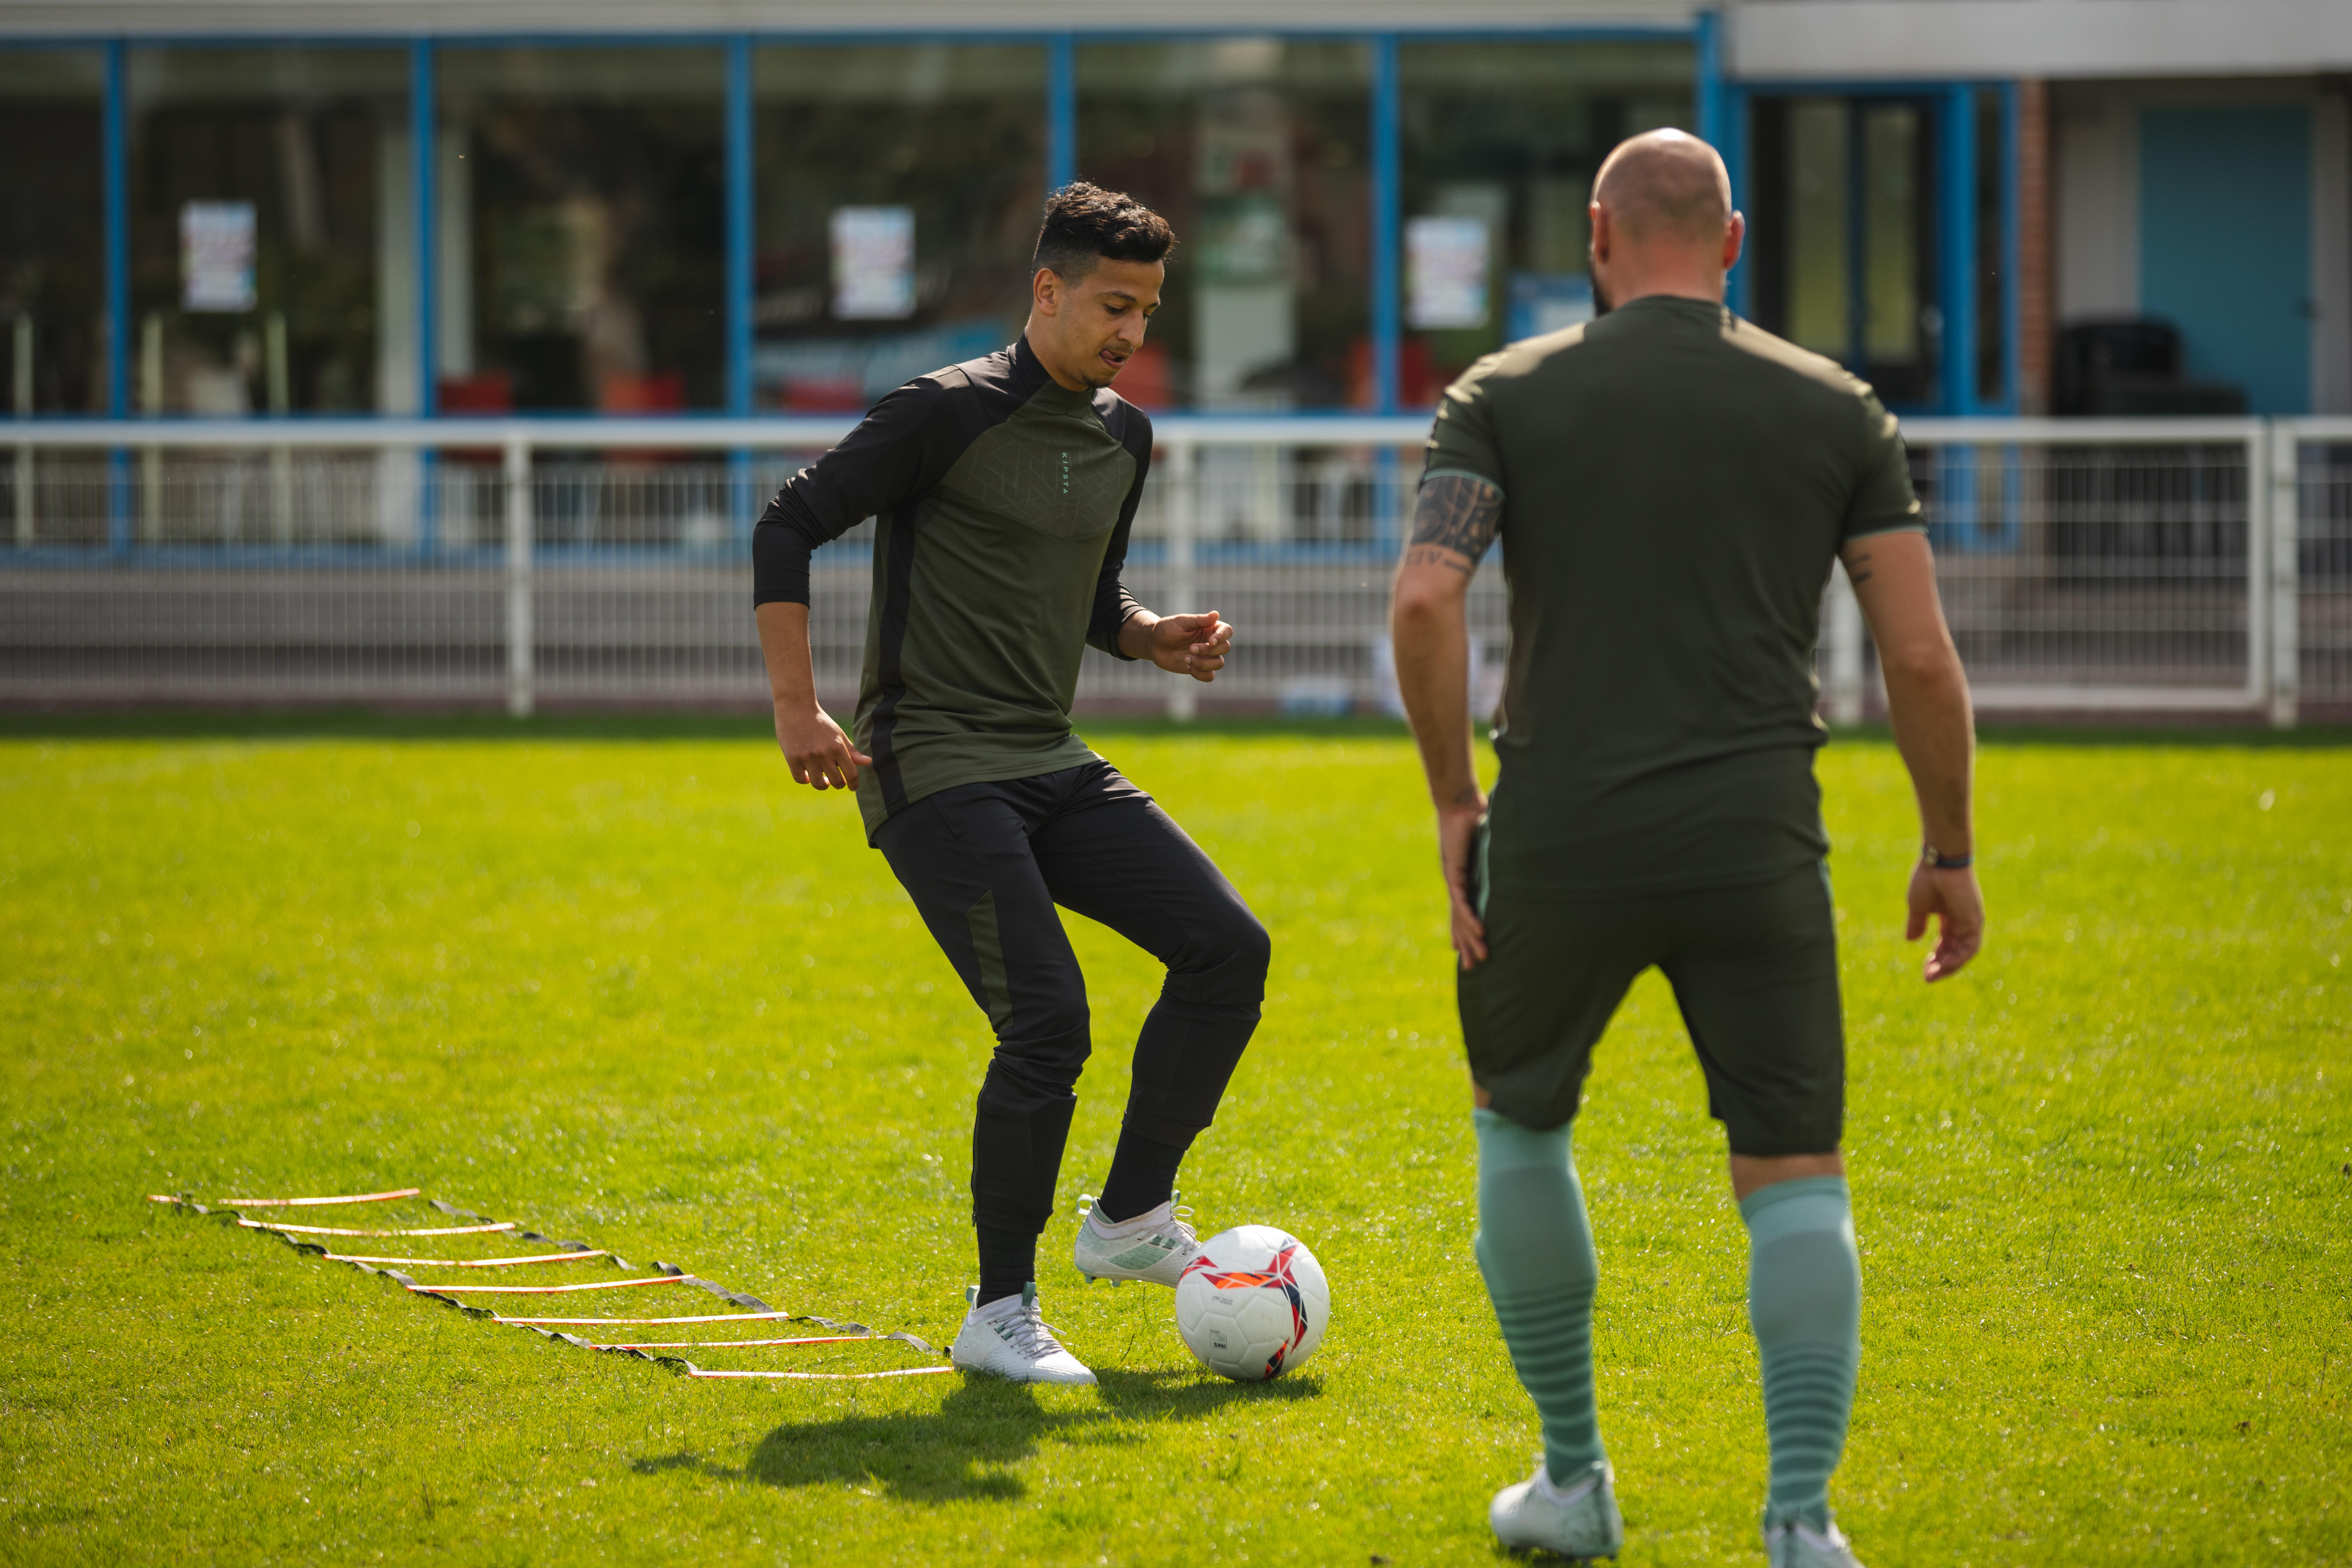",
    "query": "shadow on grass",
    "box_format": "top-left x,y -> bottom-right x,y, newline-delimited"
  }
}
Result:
631,1367 -> 1322,1503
